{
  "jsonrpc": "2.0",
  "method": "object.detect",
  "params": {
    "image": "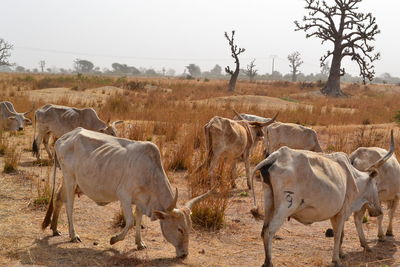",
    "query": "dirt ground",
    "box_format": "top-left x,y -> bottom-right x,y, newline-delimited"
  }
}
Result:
0,121 -> 400,267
